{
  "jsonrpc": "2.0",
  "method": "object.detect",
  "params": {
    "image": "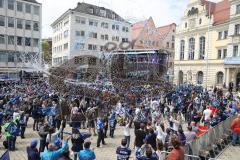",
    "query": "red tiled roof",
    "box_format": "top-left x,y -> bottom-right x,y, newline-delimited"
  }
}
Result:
212,0 -> 230,25
157,23 -> 176,36
201,0 -> 230,25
